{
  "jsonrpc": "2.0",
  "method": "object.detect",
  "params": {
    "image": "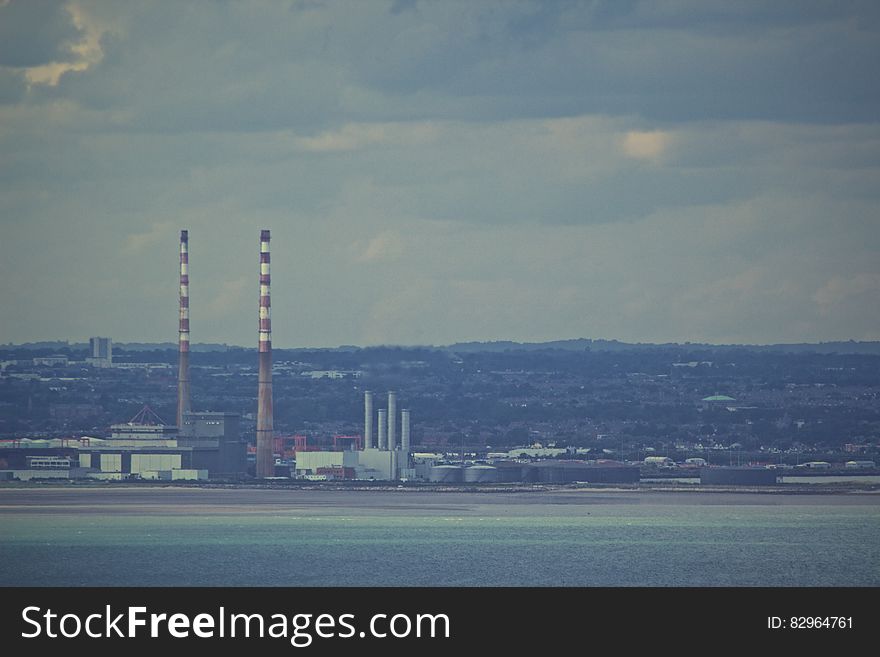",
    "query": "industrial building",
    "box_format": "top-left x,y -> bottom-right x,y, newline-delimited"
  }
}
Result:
292,388 -> 641,485
643,456 -> 675,467
0,230 -> 254,482
178,411 -> 246,478
295,446 -> 414,481
291,389 -> 644,484
0,402 -> 244,481
294,390 -> 415,481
